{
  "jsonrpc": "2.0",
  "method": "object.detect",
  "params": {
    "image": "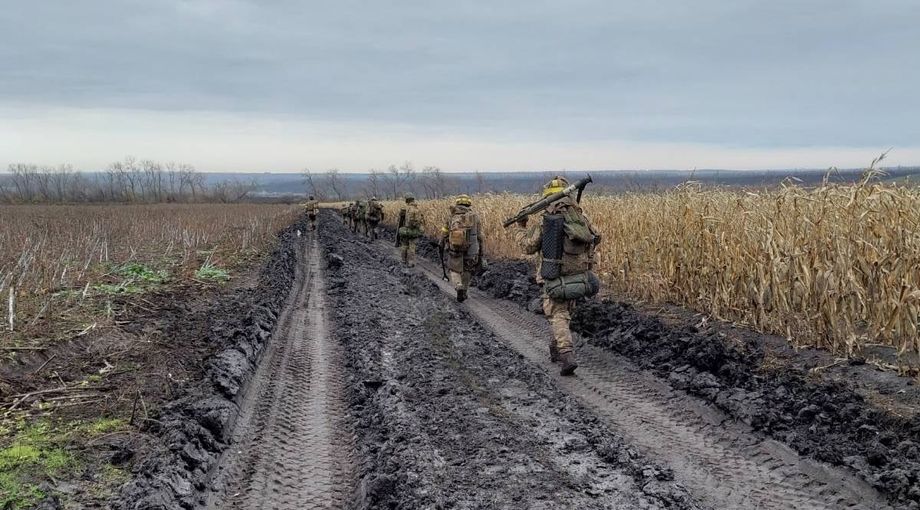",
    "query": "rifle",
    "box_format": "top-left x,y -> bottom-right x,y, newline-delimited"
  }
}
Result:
394,209 -> 406,247
438,241 -> 449,280
502,175 -> 593,228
